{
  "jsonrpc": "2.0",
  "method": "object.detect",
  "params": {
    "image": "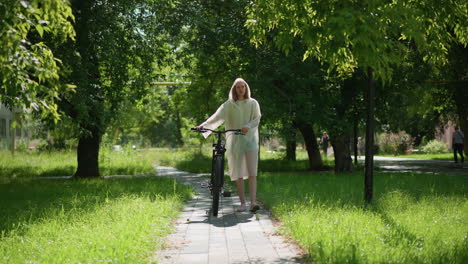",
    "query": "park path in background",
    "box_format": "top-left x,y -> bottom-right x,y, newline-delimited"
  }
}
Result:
367,156 -> 467,176
153,166 -> 303,264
